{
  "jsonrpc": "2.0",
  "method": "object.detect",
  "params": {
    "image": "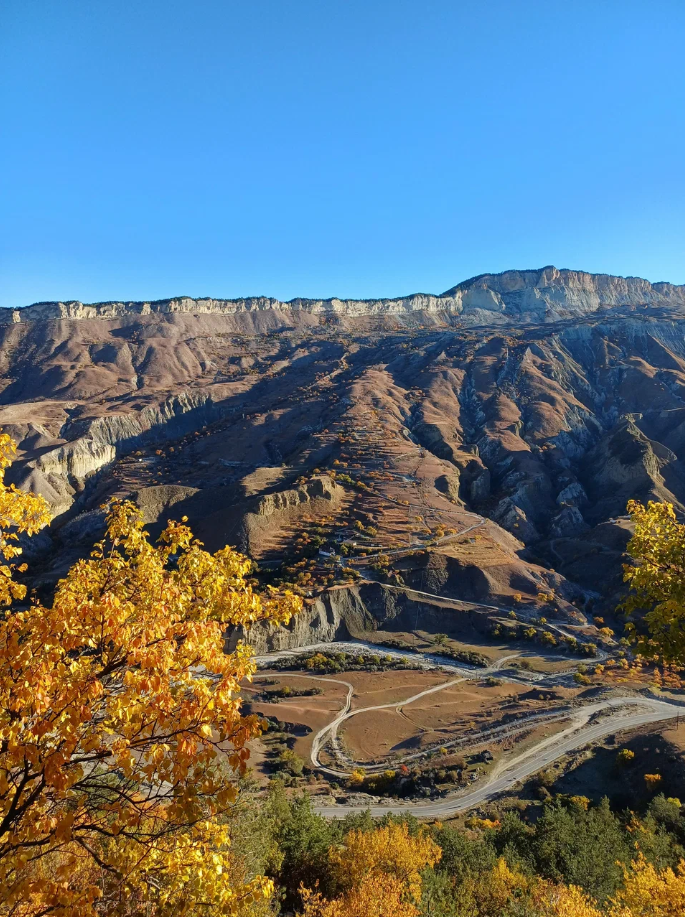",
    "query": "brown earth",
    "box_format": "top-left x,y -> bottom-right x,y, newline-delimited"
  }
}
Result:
243,674 -> 349,760
341,687 -> 568,764
335,676 -> 580,765
5,267 -> 685,633
343,670 -> 452,708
